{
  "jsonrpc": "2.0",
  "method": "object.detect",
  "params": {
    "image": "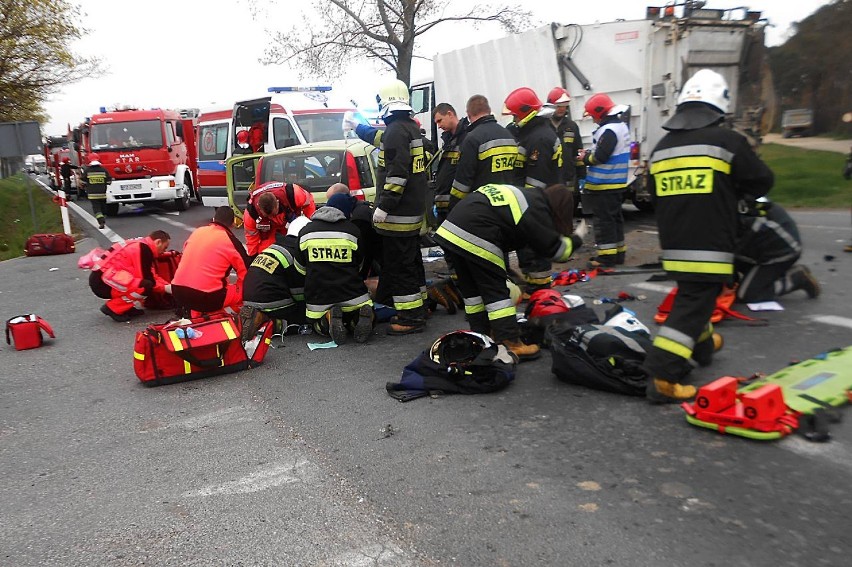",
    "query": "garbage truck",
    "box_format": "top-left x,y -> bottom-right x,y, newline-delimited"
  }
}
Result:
410,1 -> 773,210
